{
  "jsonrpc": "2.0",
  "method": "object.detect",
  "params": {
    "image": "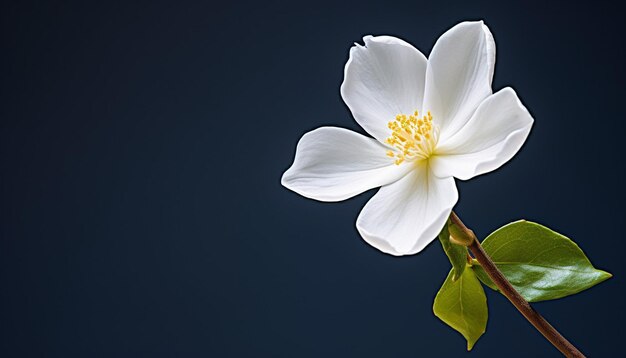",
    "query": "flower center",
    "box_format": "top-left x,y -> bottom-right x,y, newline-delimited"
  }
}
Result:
385,110 -> 439,165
